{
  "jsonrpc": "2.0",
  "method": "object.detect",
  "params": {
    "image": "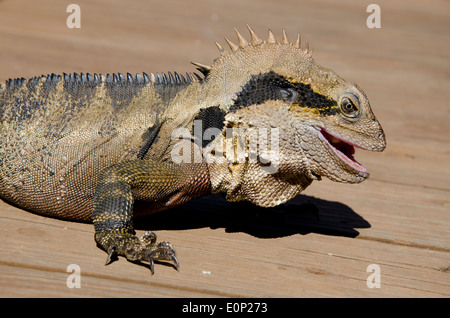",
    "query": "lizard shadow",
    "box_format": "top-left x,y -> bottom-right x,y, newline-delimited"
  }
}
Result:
135,194 -> 371,239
